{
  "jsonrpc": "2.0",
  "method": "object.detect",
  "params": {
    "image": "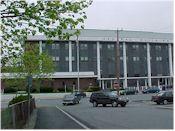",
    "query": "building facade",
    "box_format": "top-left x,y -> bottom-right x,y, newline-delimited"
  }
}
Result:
27,29 -> 173,90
